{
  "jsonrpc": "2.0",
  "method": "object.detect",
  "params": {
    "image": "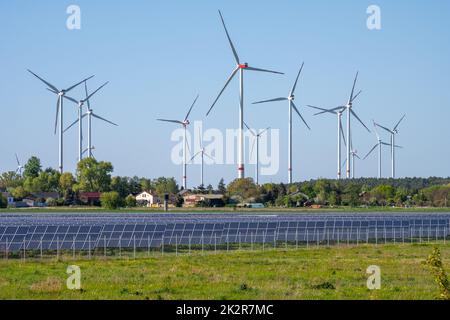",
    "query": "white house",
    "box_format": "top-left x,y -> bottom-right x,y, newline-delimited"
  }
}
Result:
135,191 -> 161,207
